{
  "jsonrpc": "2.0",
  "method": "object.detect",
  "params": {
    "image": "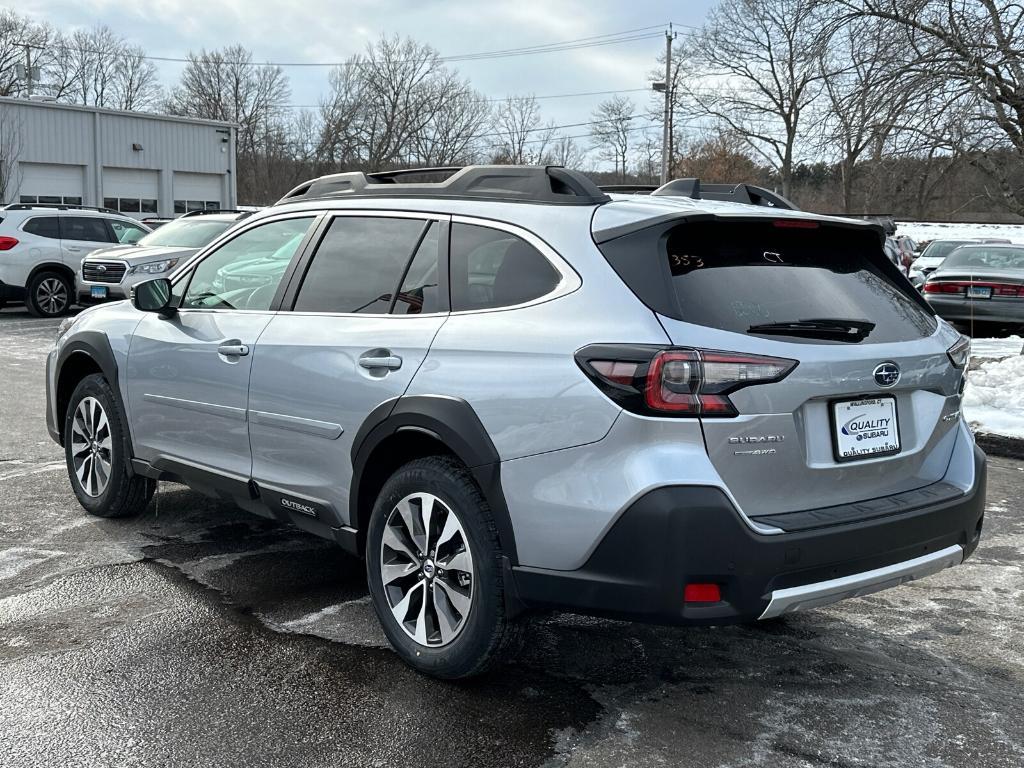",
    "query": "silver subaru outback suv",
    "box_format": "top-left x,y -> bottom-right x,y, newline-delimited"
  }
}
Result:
46,166 -> 985,678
